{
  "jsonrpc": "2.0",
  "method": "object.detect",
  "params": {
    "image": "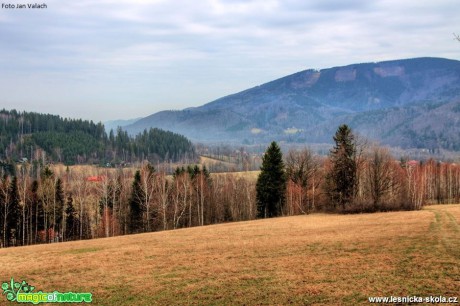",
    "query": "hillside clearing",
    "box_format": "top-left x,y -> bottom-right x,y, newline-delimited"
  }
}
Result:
211,170 -> 260,182
0,205 -> 459,305
200,156 -> 237,168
